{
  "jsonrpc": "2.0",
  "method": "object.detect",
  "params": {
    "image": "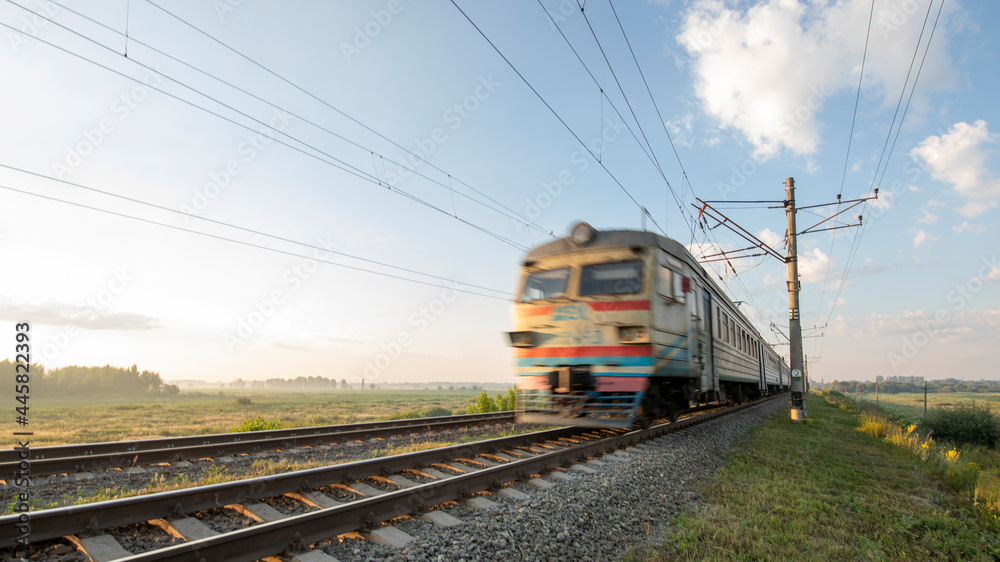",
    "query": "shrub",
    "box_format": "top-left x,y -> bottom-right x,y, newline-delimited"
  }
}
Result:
233,415 -> 281,432
235,397 -> 252,407
465,387 -> 518,414
922,402 -> 999,449
386,406 -> 456,421
466,390 -> 499,414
